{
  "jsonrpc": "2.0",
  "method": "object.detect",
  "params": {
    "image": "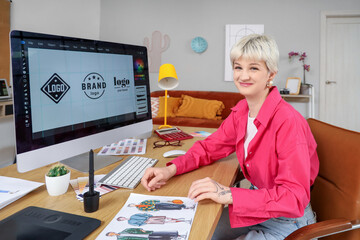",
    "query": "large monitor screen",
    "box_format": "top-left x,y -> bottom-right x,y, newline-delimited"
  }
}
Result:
11,30 -> 153,173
